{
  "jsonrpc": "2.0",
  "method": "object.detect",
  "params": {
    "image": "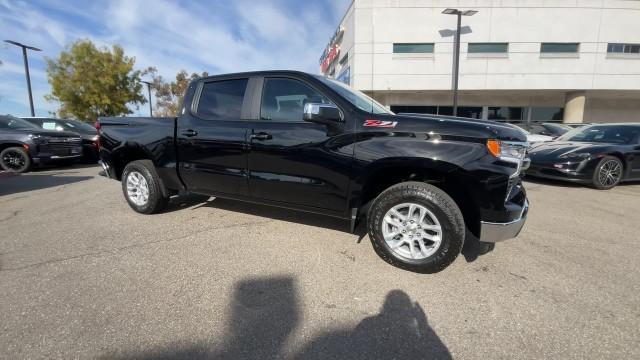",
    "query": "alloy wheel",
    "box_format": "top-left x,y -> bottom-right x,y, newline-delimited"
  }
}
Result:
1,150 -> 27,171
598,159 -> 622,187
126,171 -> 150,206
381,202 -> 443,260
